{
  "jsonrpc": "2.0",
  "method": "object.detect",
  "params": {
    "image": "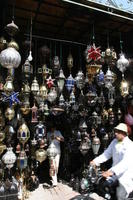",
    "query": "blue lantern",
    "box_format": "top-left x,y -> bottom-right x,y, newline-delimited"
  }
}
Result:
65,74 -> 75,92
